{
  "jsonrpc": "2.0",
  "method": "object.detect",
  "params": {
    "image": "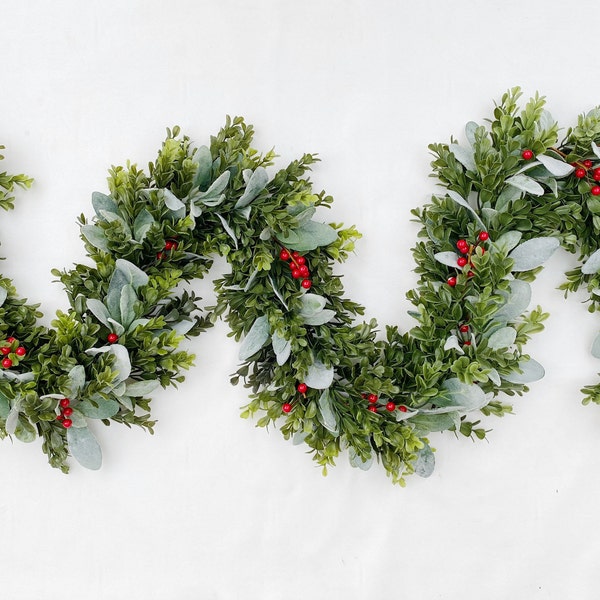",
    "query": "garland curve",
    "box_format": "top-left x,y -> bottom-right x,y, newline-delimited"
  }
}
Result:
3,88 -> 600,485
